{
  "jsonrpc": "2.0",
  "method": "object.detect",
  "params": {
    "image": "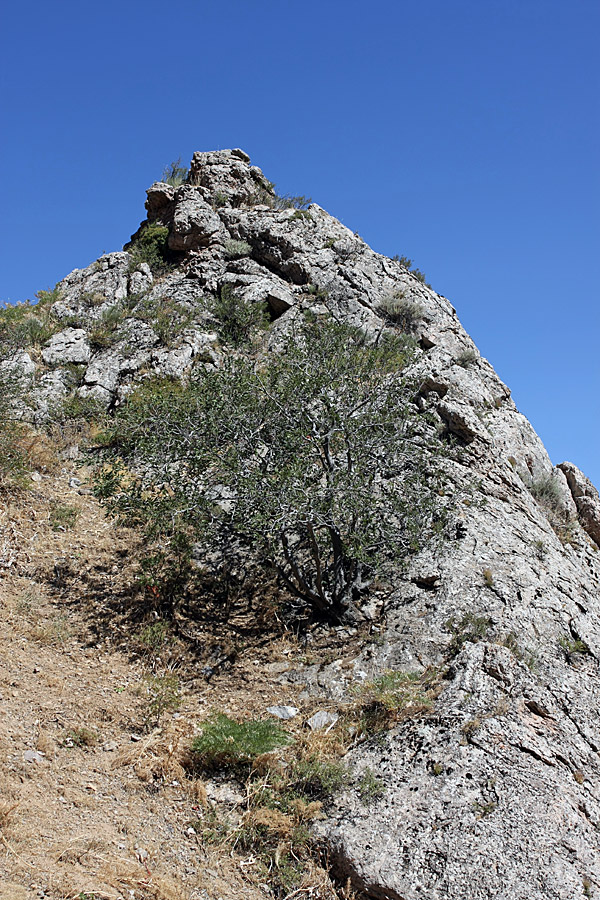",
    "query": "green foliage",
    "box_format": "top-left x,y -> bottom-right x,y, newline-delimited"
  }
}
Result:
35,285 -> 63,307
135,533 -> 194,616
456,349 -> 479,368
142,673 -> 181,728
88,303 -> 127,349
354,670 -> 428,714
0,342 -> 30,491
272,192 -> 312,211
161,157 -> 188,187
0,295 -> 60,350
528,473 -> 563,508
50,394 -> 106,426
306,283 -> 329,300
392,254 -> 431,287
132,295 -> 193,343
97,316 -> 451,622
558,634 -> 590,658
64,726 -> 97,748
223,238 -> 252,260
127,222 -> 172,274
358,767 -> 385,803
497,632 -> 538,671
209,284 -> 269,347
138,620 -> 172,655
192,714 -> 291,771
289,755 -> 348,800
447,612 -> 493,654
377,292 -> 424,333
213,191 -> 228,208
